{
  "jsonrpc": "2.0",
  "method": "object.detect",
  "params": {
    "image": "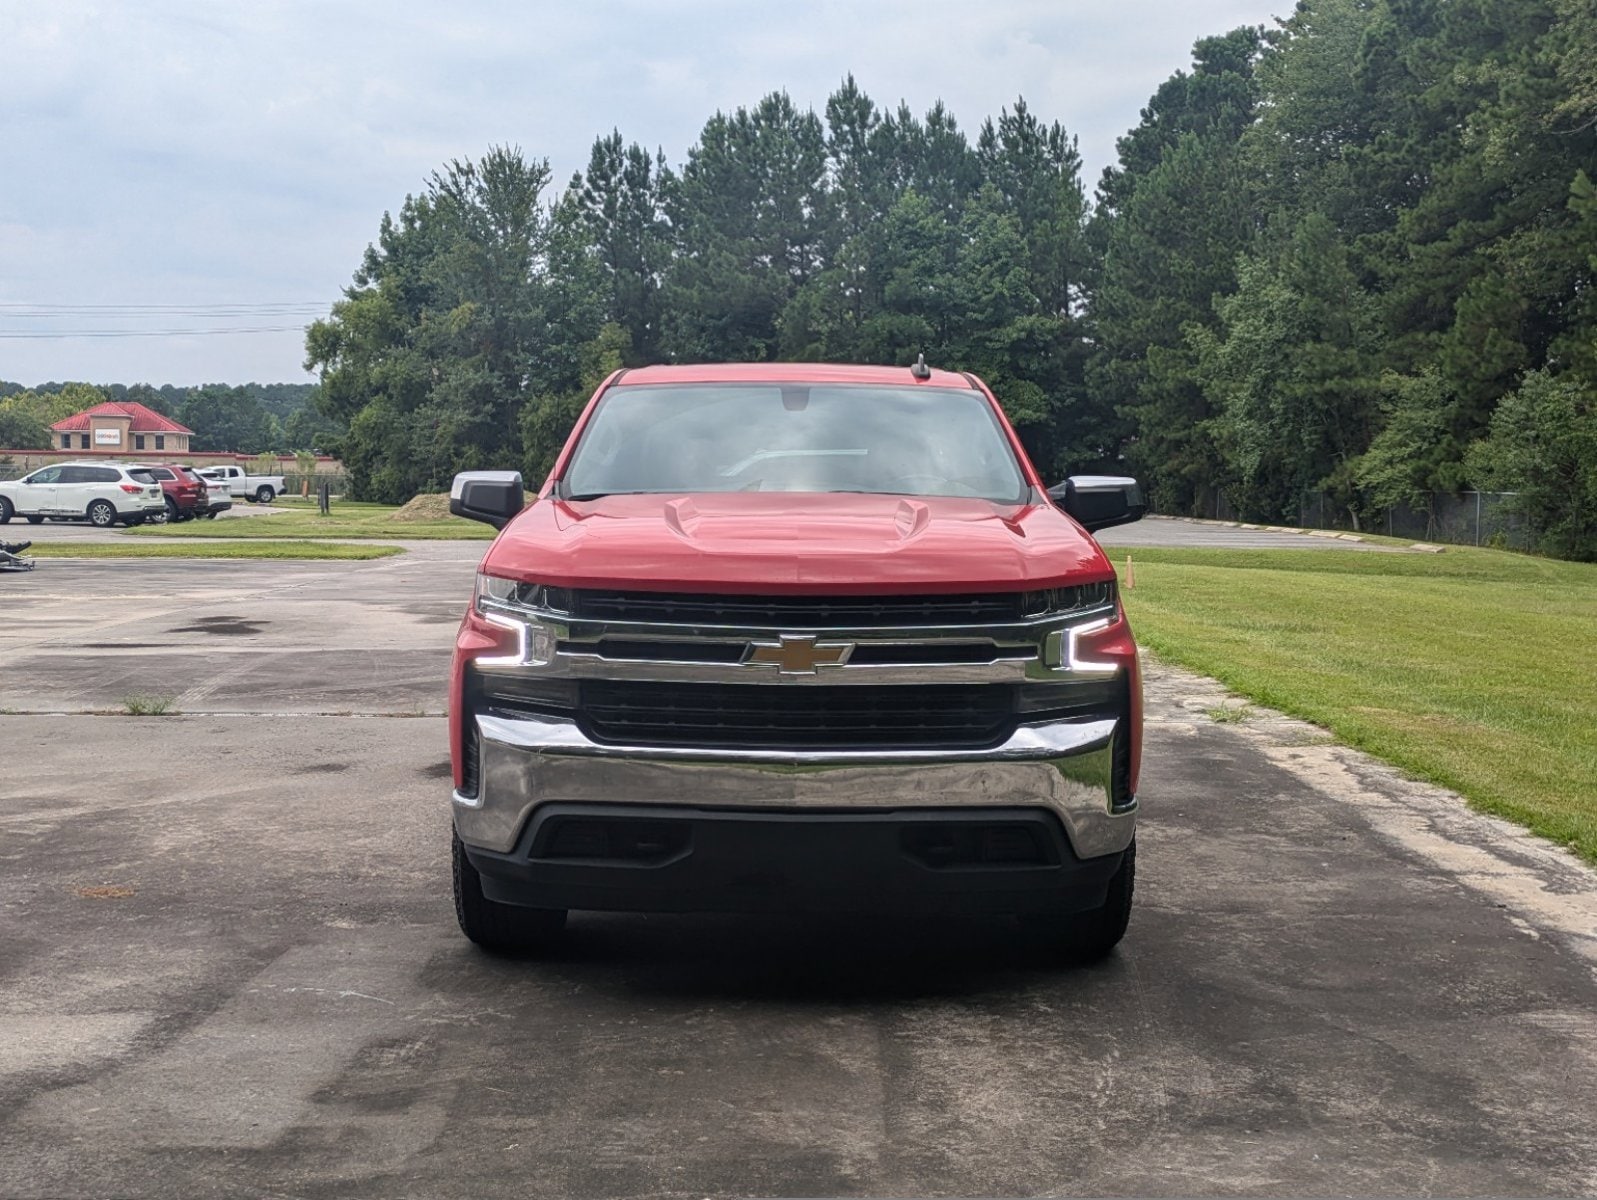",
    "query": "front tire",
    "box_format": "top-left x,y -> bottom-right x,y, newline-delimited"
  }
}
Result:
26,514 -> 43,525
452,829 -> 566,954
255,485 -> 275,504
0,497 -> 11,524
87,500 -> 116,528
1039,840 -> 1135,964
